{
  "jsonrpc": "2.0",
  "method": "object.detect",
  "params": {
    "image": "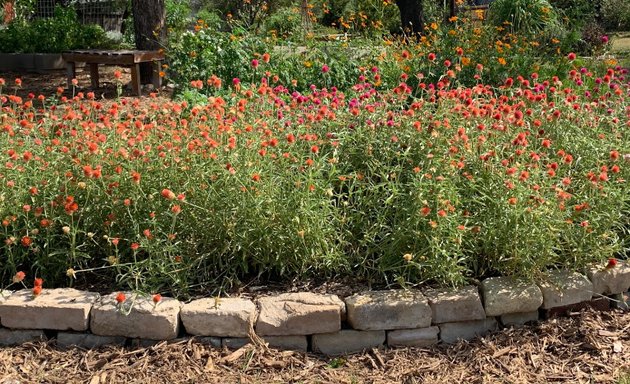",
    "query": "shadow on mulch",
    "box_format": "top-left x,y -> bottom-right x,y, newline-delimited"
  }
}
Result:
0,66 -> 172,101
